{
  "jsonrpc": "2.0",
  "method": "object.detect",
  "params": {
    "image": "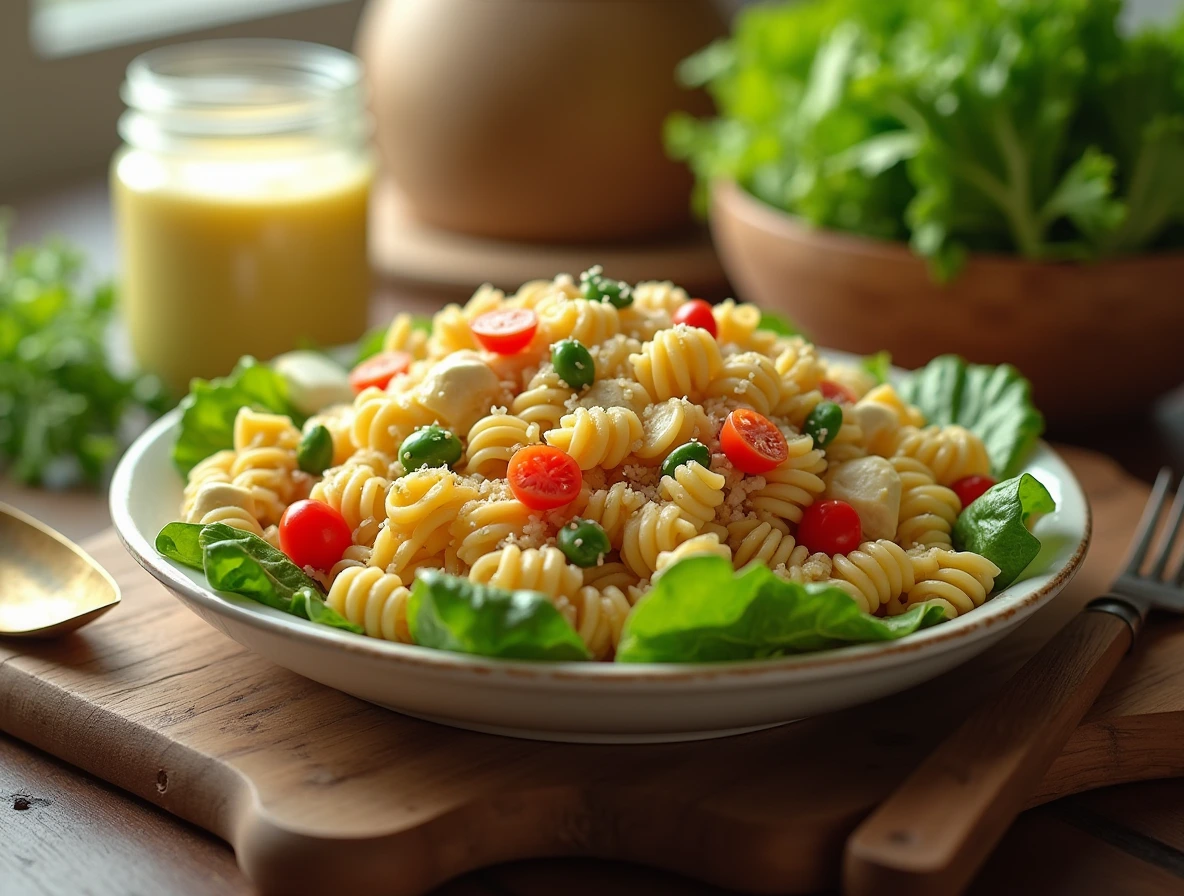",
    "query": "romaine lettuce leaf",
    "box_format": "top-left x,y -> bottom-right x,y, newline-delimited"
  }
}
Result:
899,355 -> 1044,479
154,521 -> 205,570
757,309 -> 805,338
192,523 -> 362,634
861,350 -> 892,385
172,357 -> 304,475
409,570 -> 591,661
616,556 -> 946,663
953,473 -> 1056,590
